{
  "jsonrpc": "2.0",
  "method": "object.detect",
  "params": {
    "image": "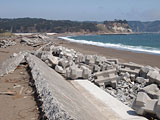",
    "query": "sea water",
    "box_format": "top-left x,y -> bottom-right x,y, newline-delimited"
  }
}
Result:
59,33 -> 160,55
